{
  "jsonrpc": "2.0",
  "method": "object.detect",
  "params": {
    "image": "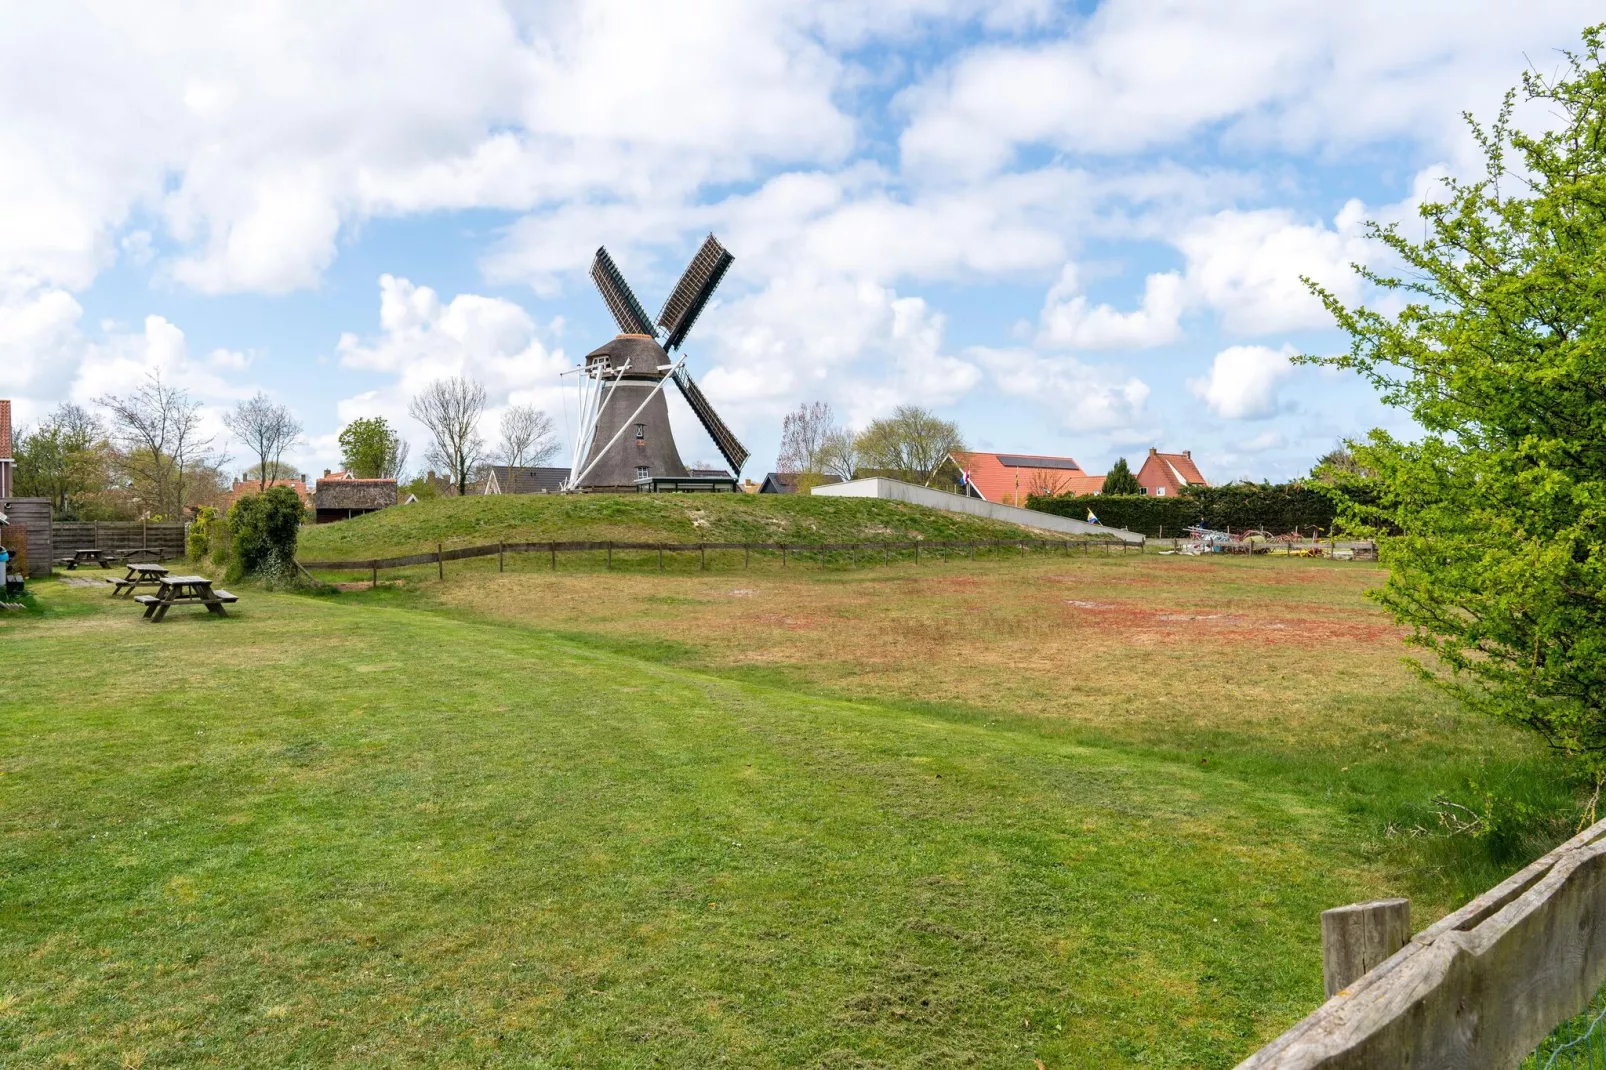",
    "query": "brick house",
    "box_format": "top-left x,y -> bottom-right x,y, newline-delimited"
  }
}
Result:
948,451 -> 1105,506
1135,448 -> 1207,497
0,399 -> 13,498
225,477 -> 312,512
